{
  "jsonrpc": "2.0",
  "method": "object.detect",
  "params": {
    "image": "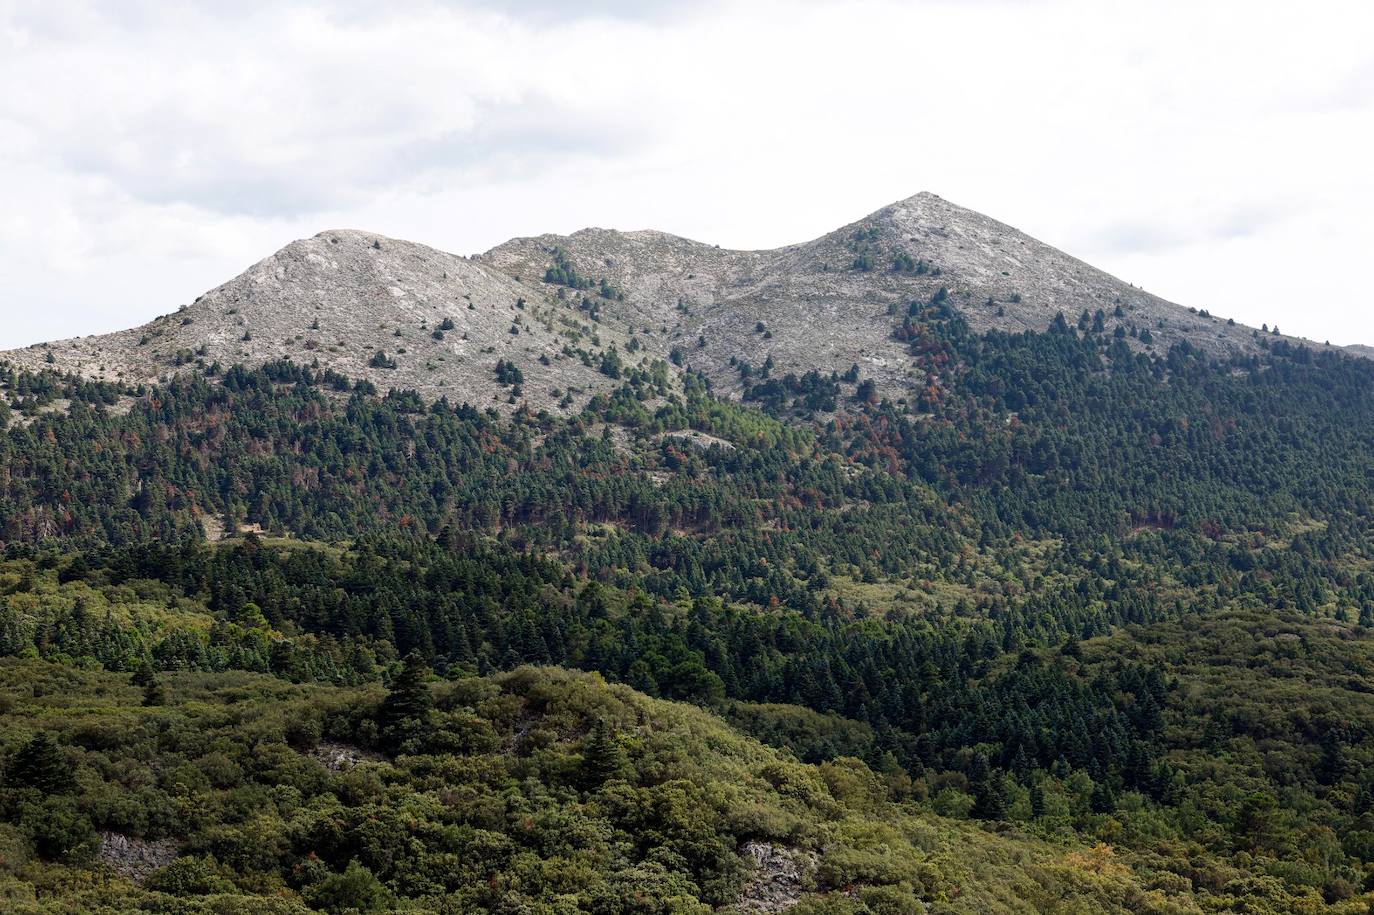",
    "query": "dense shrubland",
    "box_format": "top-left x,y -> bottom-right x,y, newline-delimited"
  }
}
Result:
2,657 -> 1365,914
